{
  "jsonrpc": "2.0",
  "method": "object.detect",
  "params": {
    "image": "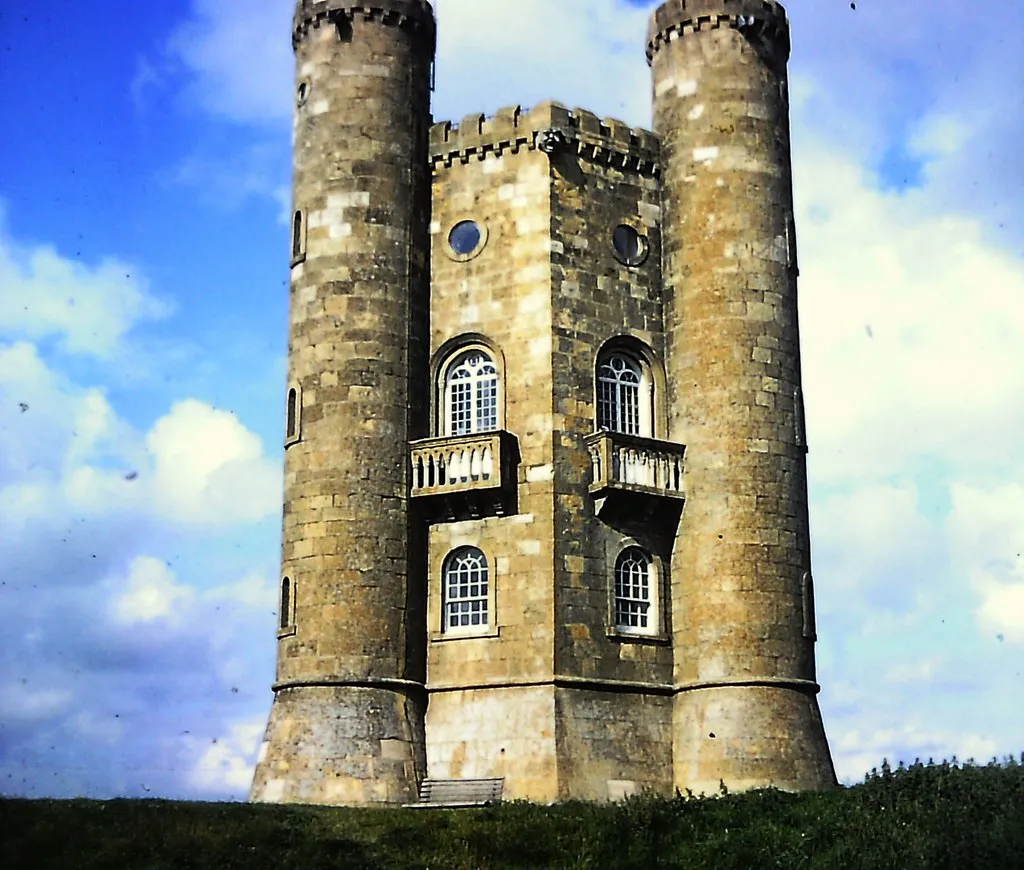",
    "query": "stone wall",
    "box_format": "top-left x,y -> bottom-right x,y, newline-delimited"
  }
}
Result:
649,0 -> 836,791
251,0 -> 435,806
